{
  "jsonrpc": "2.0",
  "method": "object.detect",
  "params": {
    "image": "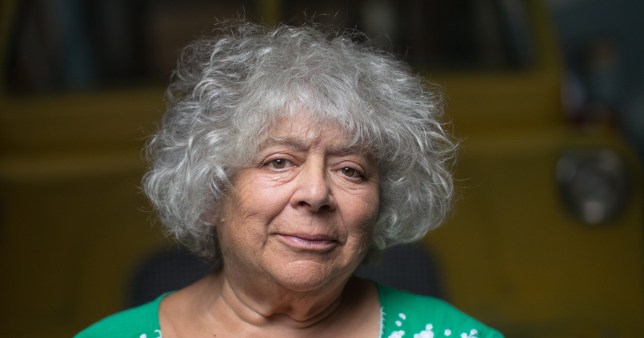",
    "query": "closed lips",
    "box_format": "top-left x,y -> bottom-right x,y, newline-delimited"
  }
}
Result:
277,233 -> 339,250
